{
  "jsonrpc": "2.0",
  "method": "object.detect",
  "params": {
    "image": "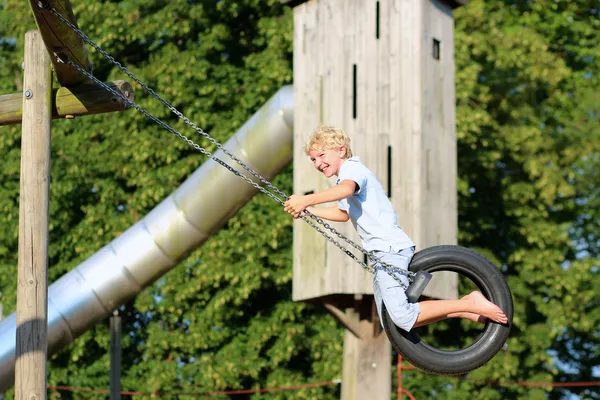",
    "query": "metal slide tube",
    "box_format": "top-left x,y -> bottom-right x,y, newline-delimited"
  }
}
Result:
0,85 -> 294,391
